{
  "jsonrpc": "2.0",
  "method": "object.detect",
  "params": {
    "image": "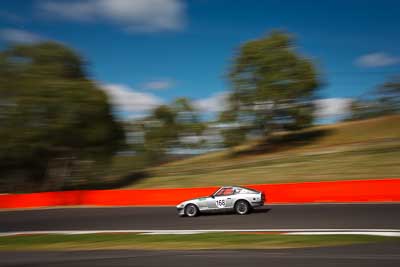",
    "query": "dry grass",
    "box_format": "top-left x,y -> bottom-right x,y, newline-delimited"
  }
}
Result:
126,116 -> 400,188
